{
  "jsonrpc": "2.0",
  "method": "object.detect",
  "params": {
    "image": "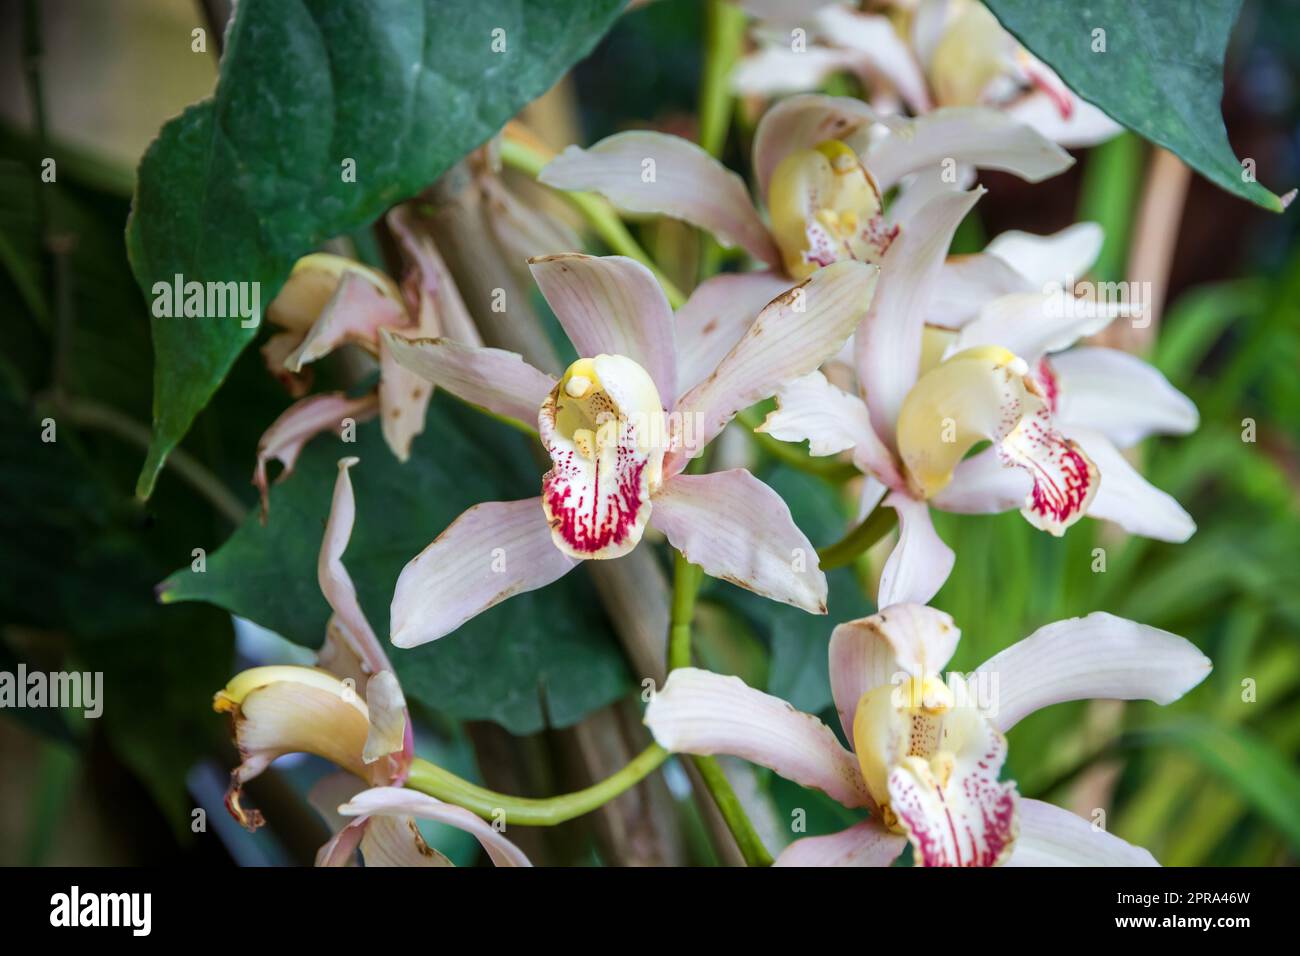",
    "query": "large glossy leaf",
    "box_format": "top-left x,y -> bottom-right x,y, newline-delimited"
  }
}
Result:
129,0 -> 626,498
159,394 -> 631,734
985,0 -> 1291,211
